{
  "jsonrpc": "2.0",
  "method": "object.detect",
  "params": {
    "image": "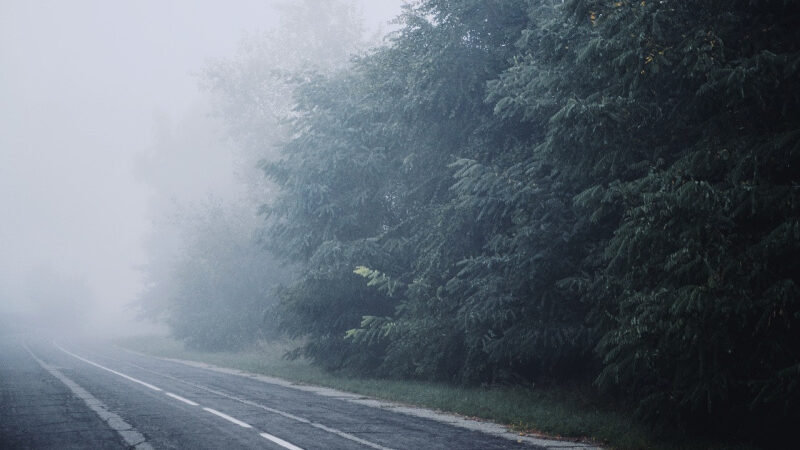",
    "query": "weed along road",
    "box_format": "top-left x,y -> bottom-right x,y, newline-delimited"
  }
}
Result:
0,337 -> 597,449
